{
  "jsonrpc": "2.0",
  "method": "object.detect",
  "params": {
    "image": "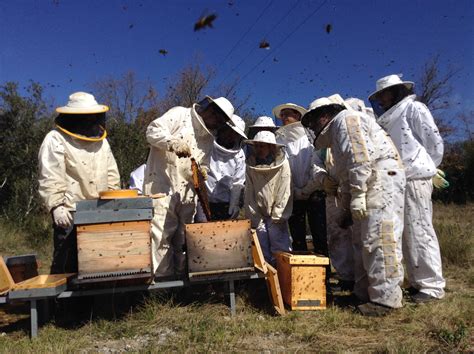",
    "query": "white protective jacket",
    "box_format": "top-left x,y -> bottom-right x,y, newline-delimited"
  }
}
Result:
38,129 -> 120,211
315,109 -> 402,194
275,122 -> 314,198
244,149 -> 293,228
143,105 -> 214,201
206,141 -> 245,203
377,95 -> 443,180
